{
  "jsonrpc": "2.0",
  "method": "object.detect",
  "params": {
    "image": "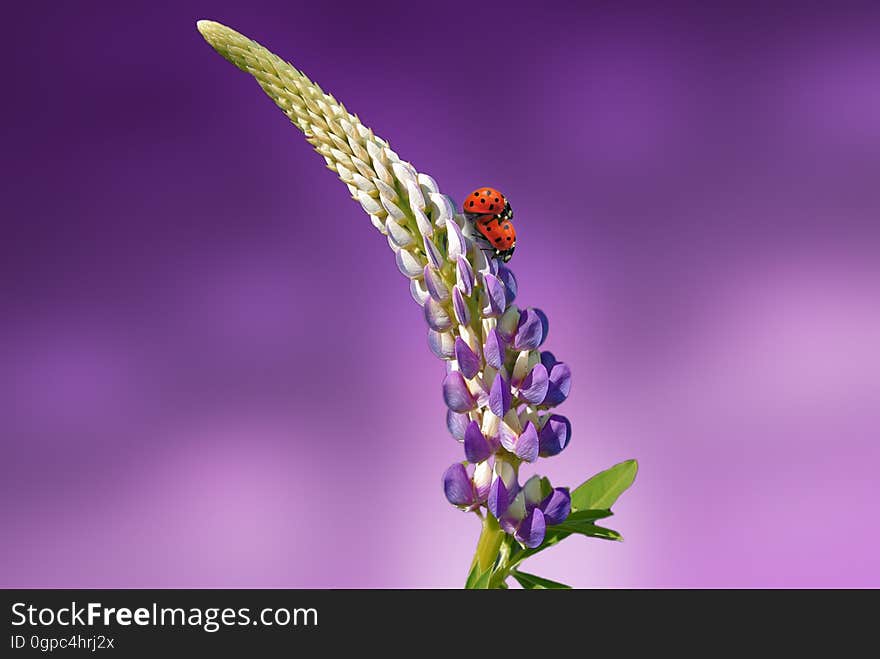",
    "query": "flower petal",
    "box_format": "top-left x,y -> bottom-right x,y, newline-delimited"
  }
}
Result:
454,337 -> 480,380
519,364 -> 549,405
489,374 -> 512,418
423,234 -> 442,268
483,328 -> 506,370
405,178 -> 426,212
538,414 -> 571,457
456,257 -> 474,296
396,247 -> 423,278
498,420 -> 517,453
481,273 -> 507,317
446,409 -> 470,441
446,218 -> 468,261
543,362 -> 572,407
534,308 -> 549,344
423,265 -> 449,302
473,461 -> 492,502
428,329 -> 455,360
522,475 -> 544,506
488,476 -> 509,519
452,286 -> 471,326
410,278 -> 429,306
443,463 -> 475,507
442,371 -> 475,412
415,208 -> 434,239
497,264 -> 518,305
515,508 -> 546,548
464,420 -> 492,463
424,297 -> 452,331
386,217 -> 413,247
498,305 -> 520,341
540,351 -> 558,370
540,488 -> 571,526
428,192 -> 454,225
514,309 -> 544,351
514,421 -> 539,463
